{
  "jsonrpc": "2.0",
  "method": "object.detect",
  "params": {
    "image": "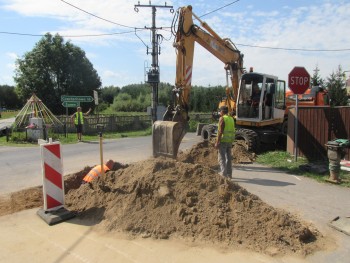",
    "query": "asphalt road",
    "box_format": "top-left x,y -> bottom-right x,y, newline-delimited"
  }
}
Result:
0,133 -> 201,195
0,117 -> 14,132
